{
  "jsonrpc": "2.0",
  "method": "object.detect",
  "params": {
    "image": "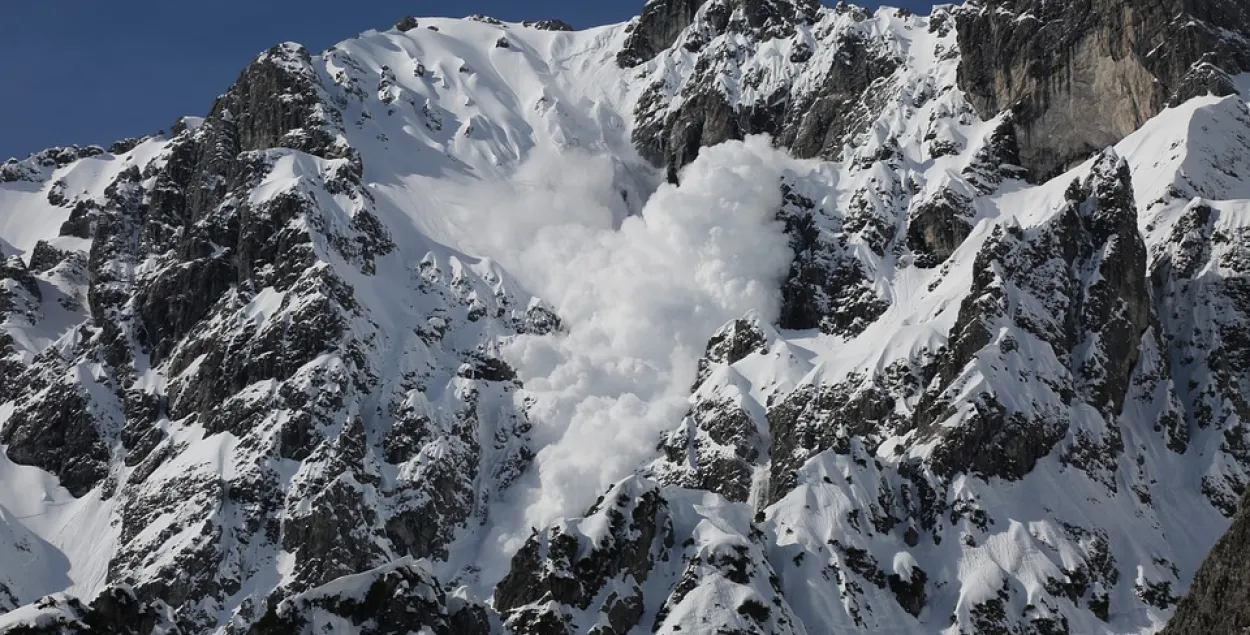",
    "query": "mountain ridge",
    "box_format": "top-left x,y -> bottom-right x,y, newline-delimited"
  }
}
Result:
1,1 -> 1250,633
